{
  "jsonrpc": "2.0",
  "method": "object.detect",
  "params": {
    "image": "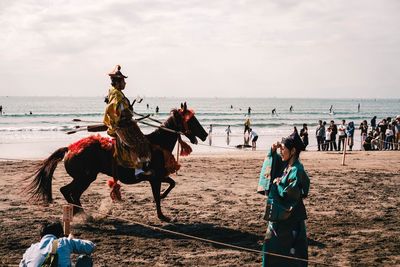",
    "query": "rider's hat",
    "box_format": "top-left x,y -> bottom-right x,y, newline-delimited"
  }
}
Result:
108,65 -> 128,80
